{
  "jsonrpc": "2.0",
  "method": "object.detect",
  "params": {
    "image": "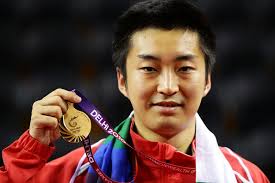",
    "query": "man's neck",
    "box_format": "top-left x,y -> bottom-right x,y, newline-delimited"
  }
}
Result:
134,119 -> 196,154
